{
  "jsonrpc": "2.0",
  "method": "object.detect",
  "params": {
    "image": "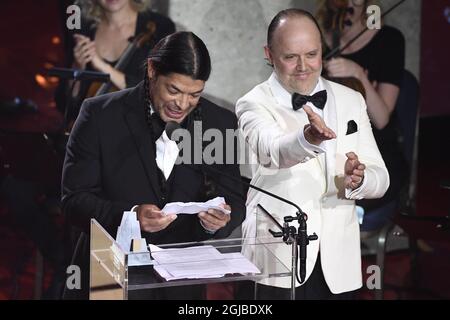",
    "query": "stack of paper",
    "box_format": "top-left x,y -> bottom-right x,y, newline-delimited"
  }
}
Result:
116,211 -> 141,252
113,211 -> 152,266
149,245 -> 261,281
